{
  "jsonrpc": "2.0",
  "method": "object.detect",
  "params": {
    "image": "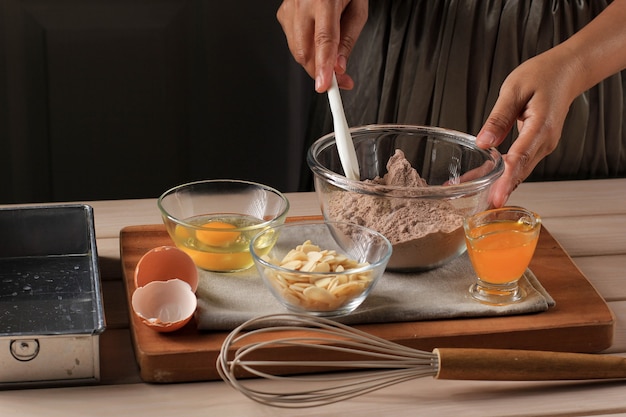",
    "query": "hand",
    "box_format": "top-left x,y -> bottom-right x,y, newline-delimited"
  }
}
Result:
475,47 -> 582,207
277,0 -> 368,92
